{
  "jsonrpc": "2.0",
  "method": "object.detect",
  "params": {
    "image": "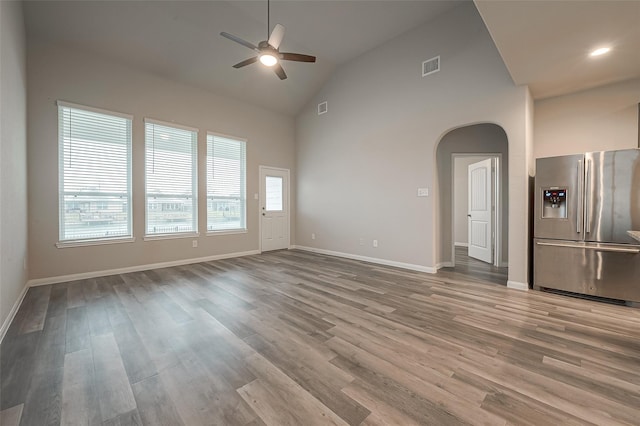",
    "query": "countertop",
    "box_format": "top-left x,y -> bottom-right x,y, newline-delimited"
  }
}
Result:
627,230 -> 640,243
